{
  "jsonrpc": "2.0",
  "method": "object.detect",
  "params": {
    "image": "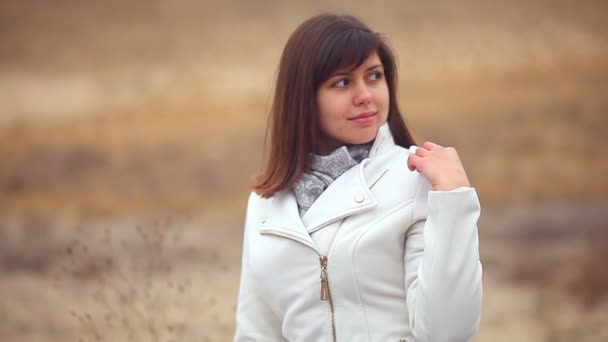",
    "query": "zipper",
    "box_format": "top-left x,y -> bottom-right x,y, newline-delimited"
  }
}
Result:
260,219 -> 346,342
319,255 -> 336,342
319,218 -> 345,342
